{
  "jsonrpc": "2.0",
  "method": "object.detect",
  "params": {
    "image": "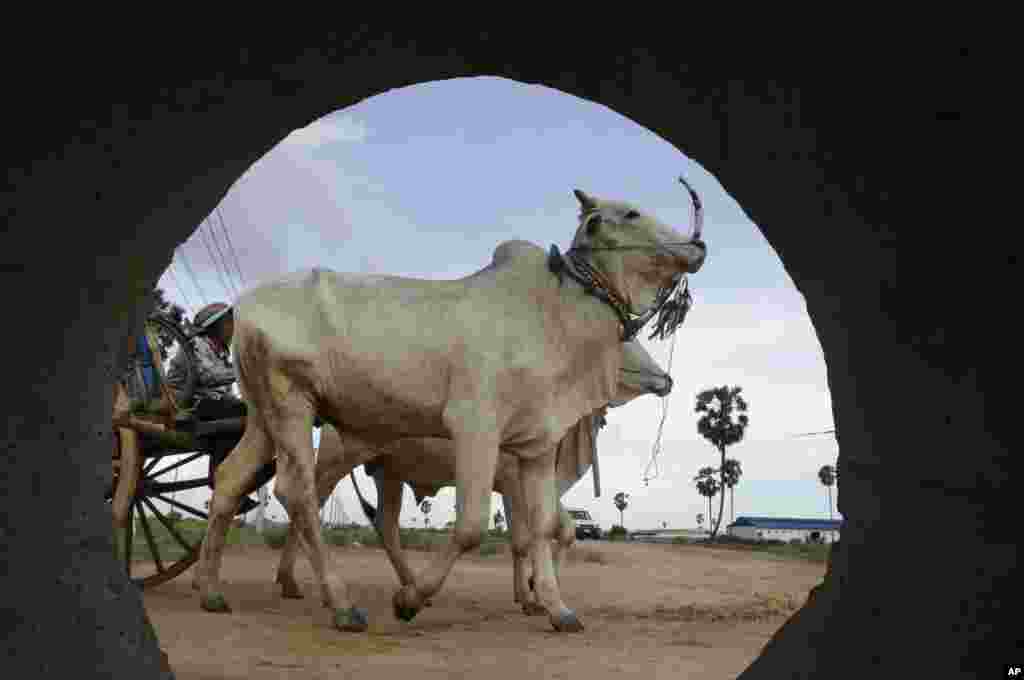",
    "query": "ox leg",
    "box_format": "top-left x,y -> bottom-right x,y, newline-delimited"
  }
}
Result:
504,485 -> 544,615
519,450 -> 583,633
276,454 -> 356,600
194,419 -> 274,612
393,414 -> 499,622
552,501 -> 576,589
501,492 -> 531,608
375,475 -> 419,588
271,415 -> 367,632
